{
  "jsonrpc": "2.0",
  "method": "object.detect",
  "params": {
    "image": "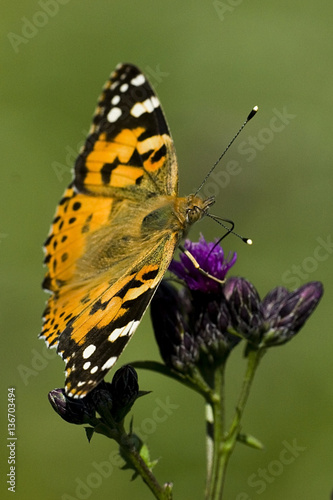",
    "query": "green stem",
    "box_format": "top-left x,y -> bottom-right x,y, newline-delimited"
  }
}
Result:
93,419 -> 173,500
131,360 -> 215,401
119,435 -> 173,500
205,402 -> 214,491
207,348 -> 265,500
205,364 -> 225,499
